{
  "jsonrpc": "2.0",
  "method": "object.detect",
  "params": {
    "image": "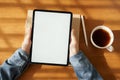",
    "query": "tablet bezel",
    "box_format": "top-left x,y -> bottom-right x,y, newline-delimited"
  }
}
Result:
30,9 -> 72,66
